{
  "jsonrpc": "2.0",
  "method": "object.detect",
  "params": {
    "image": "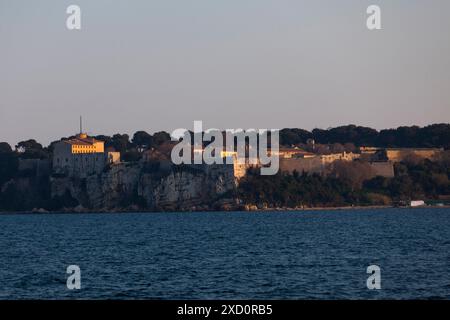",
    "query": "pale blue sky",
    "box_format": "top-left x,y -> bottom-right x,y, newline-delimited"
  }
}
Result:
1,0 -> 449,146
